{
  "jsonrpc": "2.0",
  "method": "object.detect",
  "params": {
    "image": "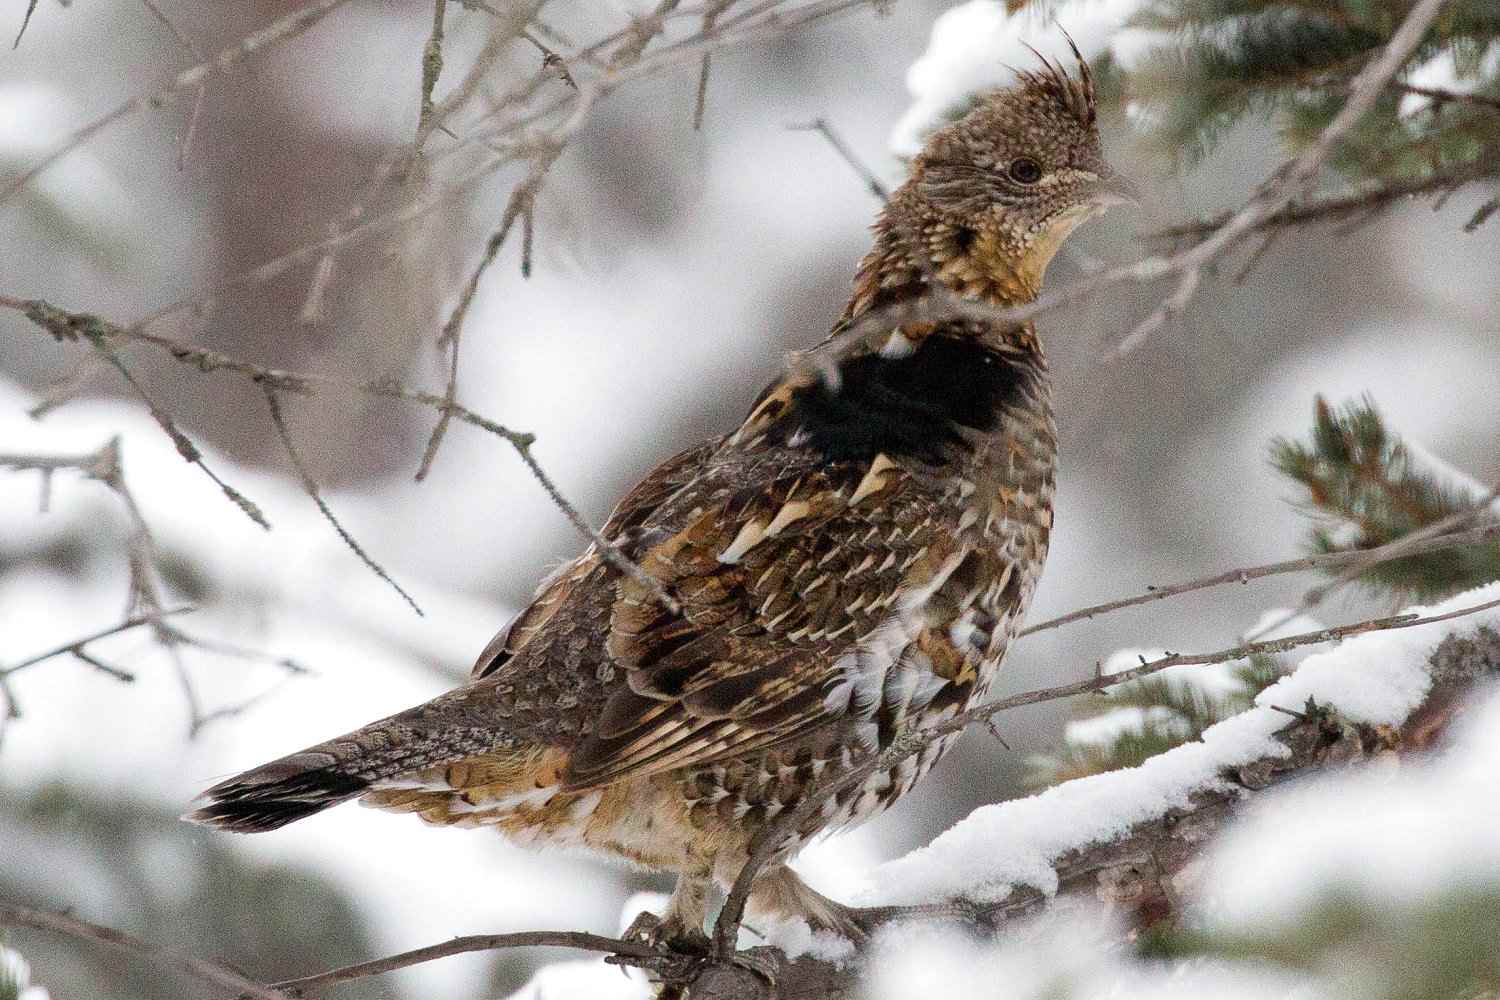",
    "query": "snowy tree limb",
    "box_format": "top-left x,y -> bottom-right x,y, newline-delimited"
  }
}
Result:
679,620 -> 1500,1000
